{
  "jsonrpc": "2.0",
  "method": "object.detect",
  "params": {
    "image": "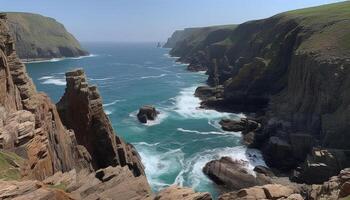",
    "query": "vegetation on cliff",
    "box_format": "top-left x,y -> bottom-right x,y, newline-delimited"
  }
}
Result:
167,0 -> 350,191
5,12 -> 88,60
